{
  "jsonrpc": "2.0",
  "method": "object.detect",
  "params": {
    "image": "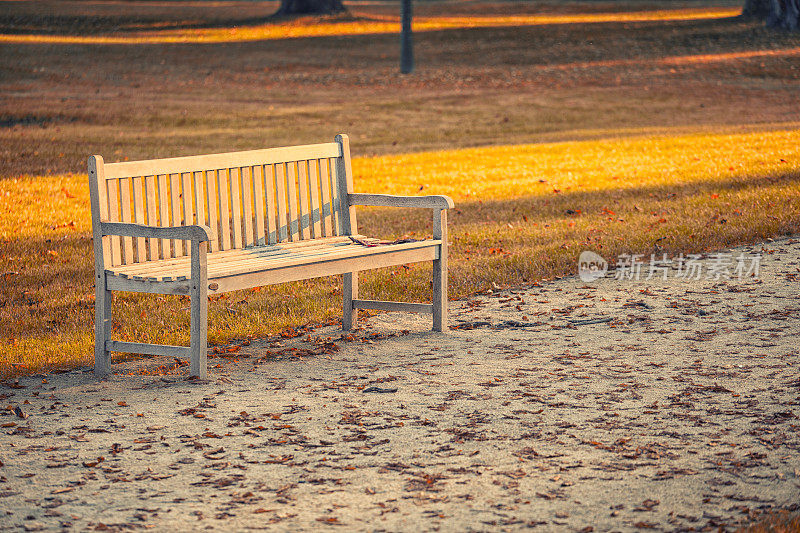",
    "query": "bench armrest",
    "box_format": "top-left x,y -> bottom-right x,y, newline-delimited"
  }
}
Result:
100,222 -> 212,242
348,193 -> 454,210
